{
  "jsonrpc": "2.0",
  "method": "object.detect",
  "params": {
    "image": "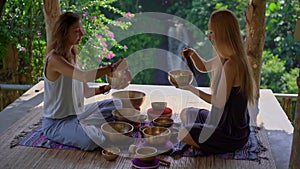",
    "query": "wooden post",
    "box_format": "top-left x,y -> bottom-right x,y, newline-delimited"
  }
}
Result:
43,0 -> 61,53
289,18 -> 300,169
289,71 -> 300,169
